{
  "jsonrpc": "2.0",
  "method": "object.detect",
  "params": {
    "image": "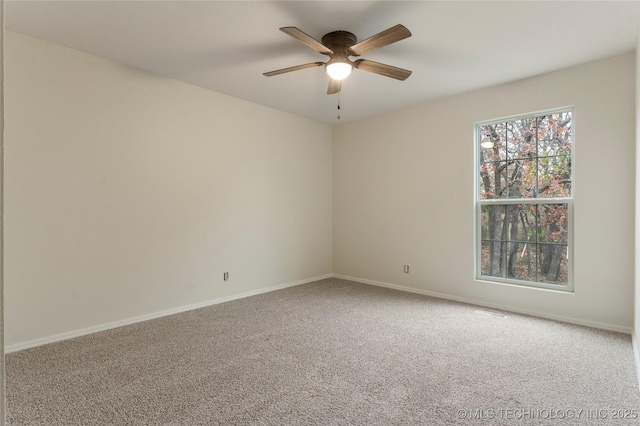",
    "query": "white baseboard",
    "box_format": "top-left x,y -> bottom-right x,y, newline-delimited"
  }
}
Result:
633,332 -> 640,394
8,272 -> 632,353
6,274 -> 333,354
333,274 -> 633,335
